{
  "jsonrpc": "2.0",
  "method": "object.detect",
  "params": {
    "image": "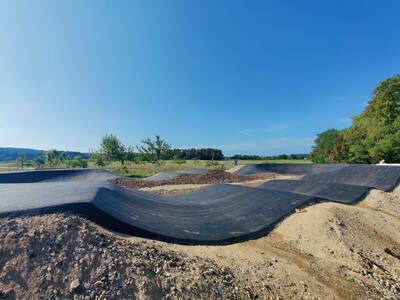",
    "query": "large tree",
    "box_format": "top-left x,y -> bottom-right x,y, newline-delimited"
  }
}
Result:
99,134 -> 126,165
311,75 -> 400,163
339,75 -> 400,163
310,129 -> 341,163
